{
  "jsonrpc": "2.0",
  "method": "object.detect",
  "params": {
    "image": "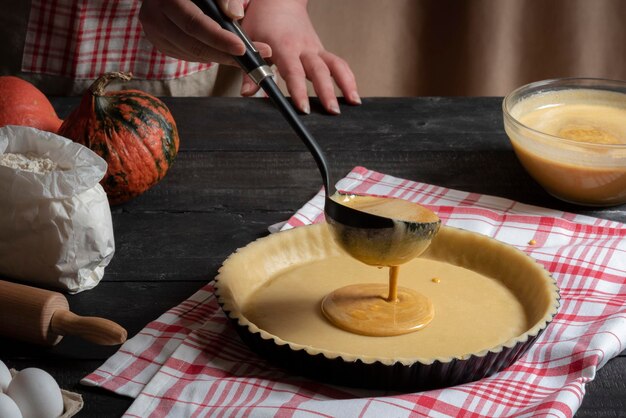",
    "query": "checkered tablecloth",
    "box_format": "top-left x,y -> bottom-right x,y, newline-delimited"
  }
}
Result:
82,166 -> 626,417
